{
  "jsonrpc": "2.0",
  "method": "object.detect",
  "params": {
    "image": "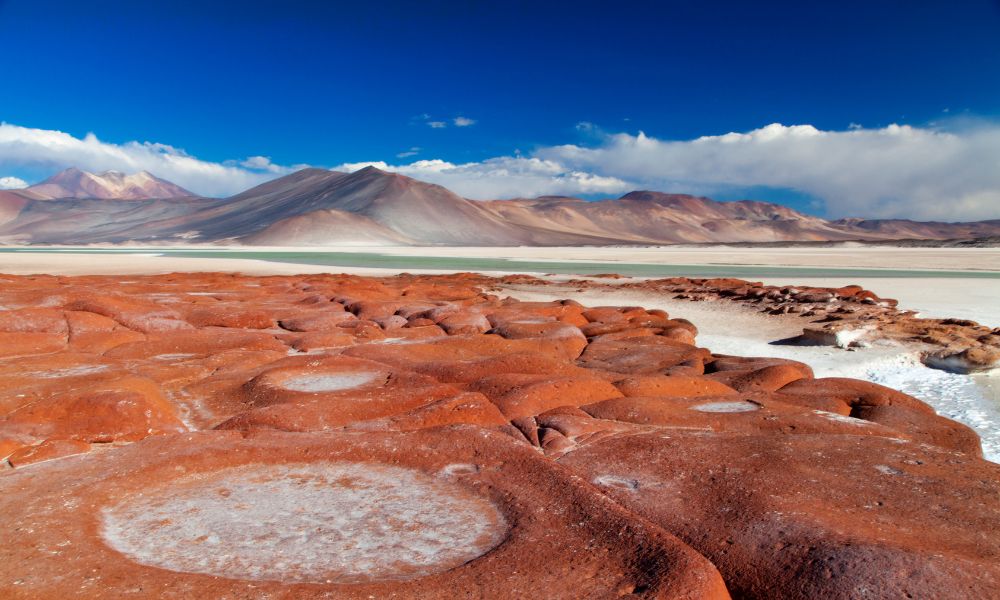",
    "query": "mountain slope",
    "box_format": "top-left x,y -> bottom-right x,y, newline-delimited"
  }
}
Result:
482,192 -> 877,243
201,166 -> 612,245
26,168 -> 194,200
244,209 -> 417,245
1,166 -> 999,245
